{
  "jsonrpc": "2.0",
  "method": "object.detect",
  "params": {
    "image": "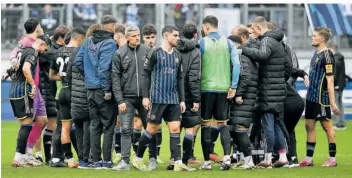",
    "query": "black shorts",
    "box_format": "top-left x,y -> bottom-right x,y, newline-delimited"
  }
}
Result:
147,104 -> 181,124
181,103 -> 201,128
305,100 -> 331,120
201,92 -> 229,121
10,96 -> 33,120
58,87 -> 72,122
